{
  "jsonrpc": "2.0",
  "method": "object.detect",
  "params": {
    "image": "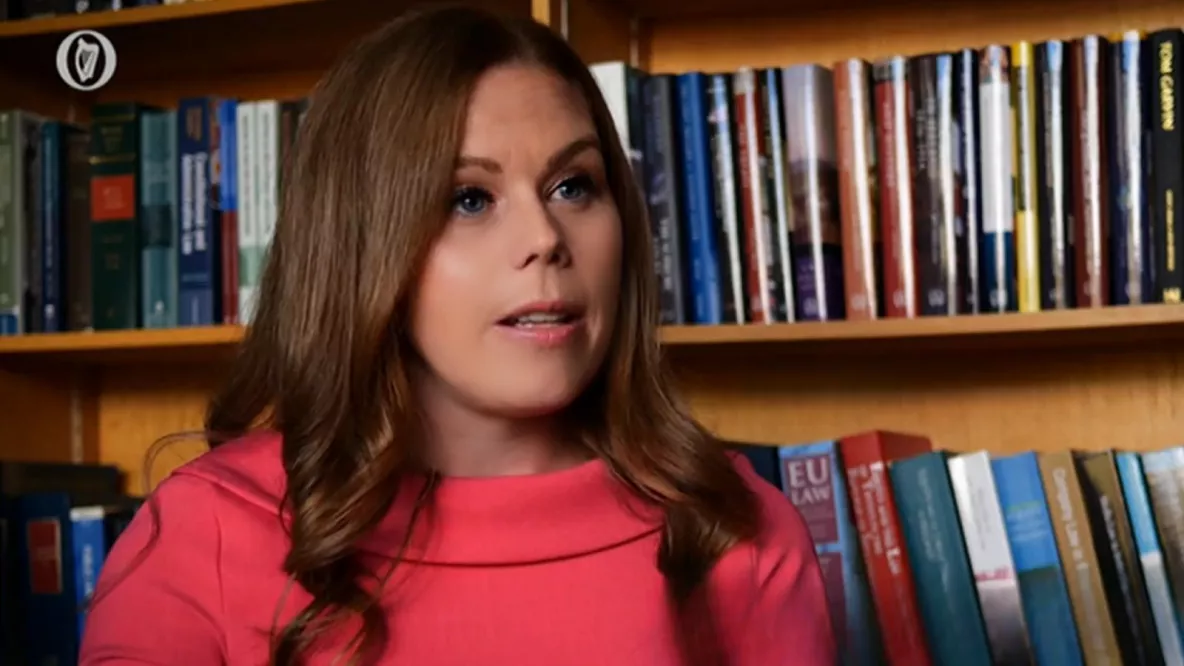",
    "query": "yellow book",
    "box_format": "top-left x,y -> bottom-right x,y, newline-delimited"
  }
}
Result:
1012,42 -> 1041,312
